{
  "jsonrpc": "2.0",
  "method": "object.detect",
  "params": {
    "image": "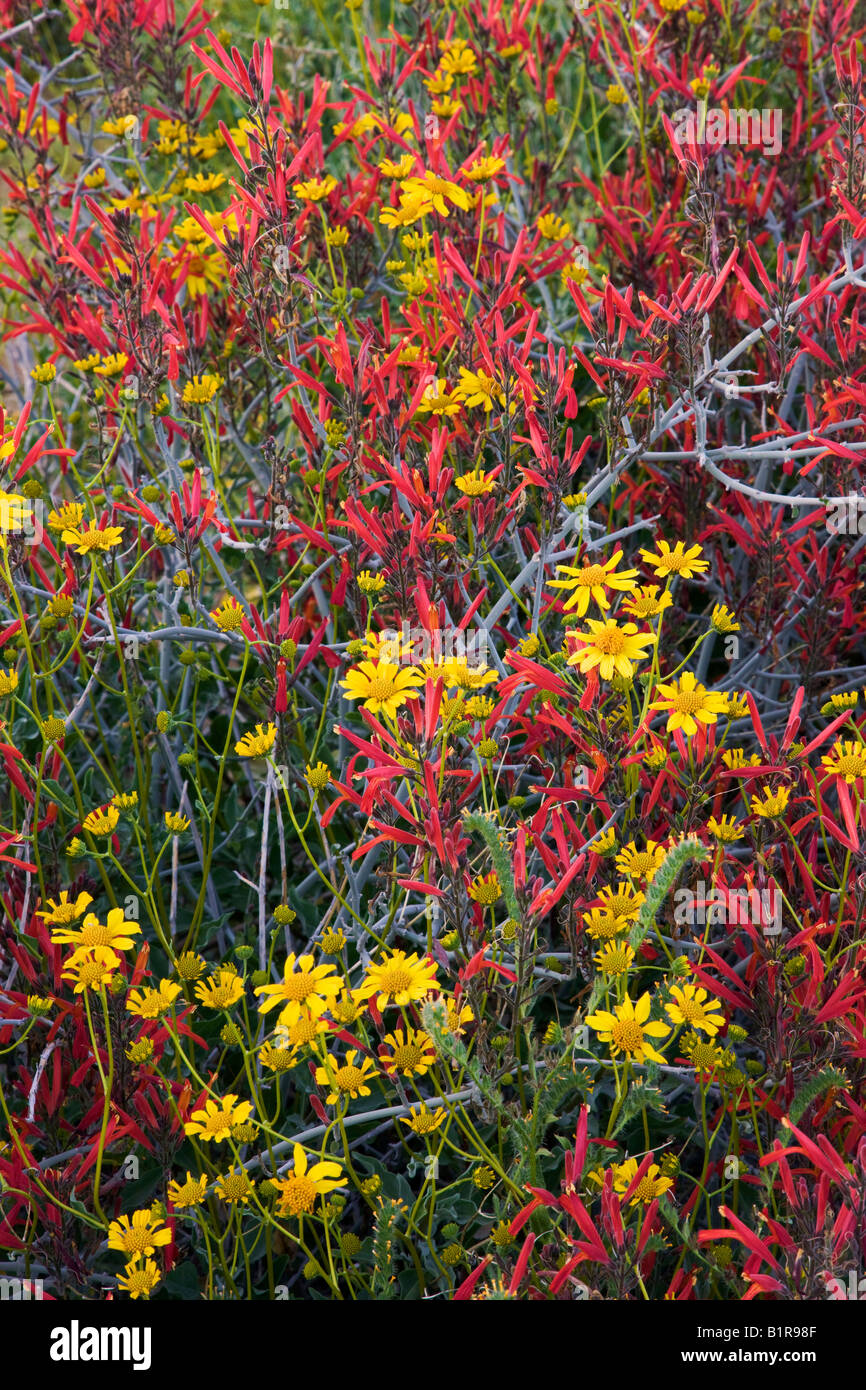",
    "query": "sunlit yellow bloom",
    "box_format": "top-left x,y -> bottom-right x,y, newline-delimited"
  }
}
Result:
47,502 -> 85,532
167,1172 -> 208,1209
61,946 -> 121,993
116,1255 -> 161,1300
315,1047 -> 378,1104
821,740 -> 866,785
273,1143 -> 345,1215
293,176 -> 337,201
615,840 -> 666,882
417,377 -> 461,415
401,172 -> 469,216
665,983 -> 724,1036
711,604 -> 739,633
567,619 -> 657,681
93,352 -> 129,377
184,1094 -> 253,1143
126,979 -> 182,1019
650,672 -> 728,737
537,213 -> 571,241
215,1170 -> 256,1204
750,786 -> 791,819
379,1027 -> 436,1076
195,969 -> 245,1010
549,552 -> 639,616
210,596 -> 246,632
455,468 -> 496,495
463,154 -> 505,181
585,992 -> 670,1062
50,908 -> 141,951
37,890 -> 94,925
182,373 -> 222,405
612,1157 -> 674,1204
593,940 -> 636,975
401,1103 -> 447,1134
82,805 -> 120,836
640,540 -> 708,578
108,1209 -> 171,1256
706,814 -> 745,842
454,368 -> 504,412
235,722 -> 277,757
183,171 -> 226,194
358,949 -> 438,1010
468,870 -> 501,905
61,525 -> 124,554
620,584 -> 673,619
0,666 -> 19,696
255,953 -> 341,1026
340,659 -> 424,716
